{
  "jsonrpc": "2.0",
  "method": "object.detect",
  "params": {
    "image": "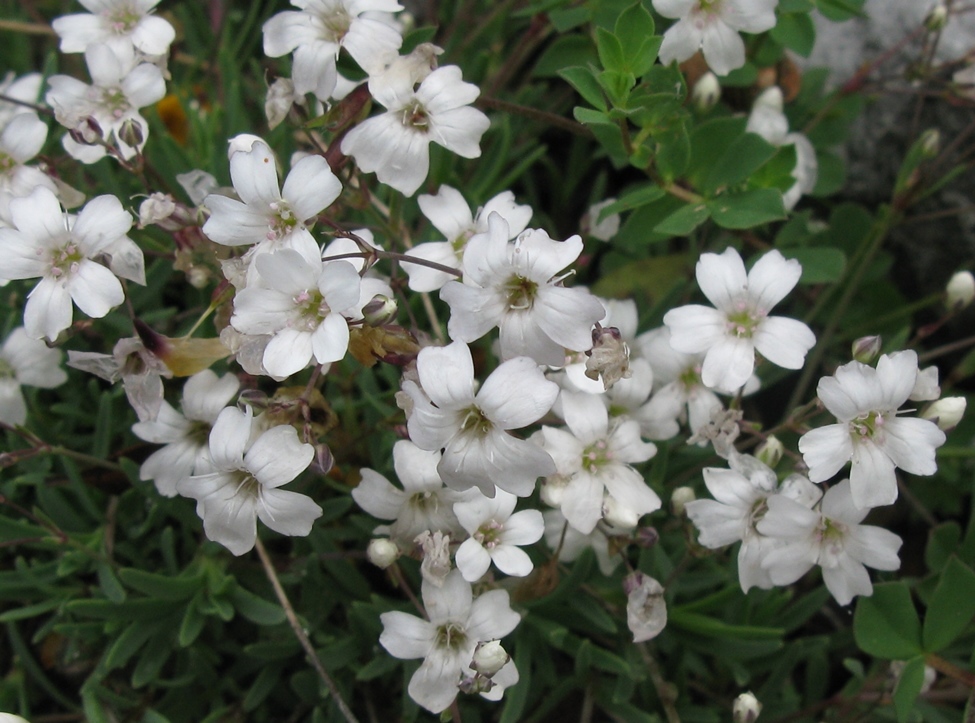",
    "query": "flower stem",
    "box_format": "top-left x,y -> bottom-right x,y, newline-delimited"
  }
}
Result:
254,537 -> 360,723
